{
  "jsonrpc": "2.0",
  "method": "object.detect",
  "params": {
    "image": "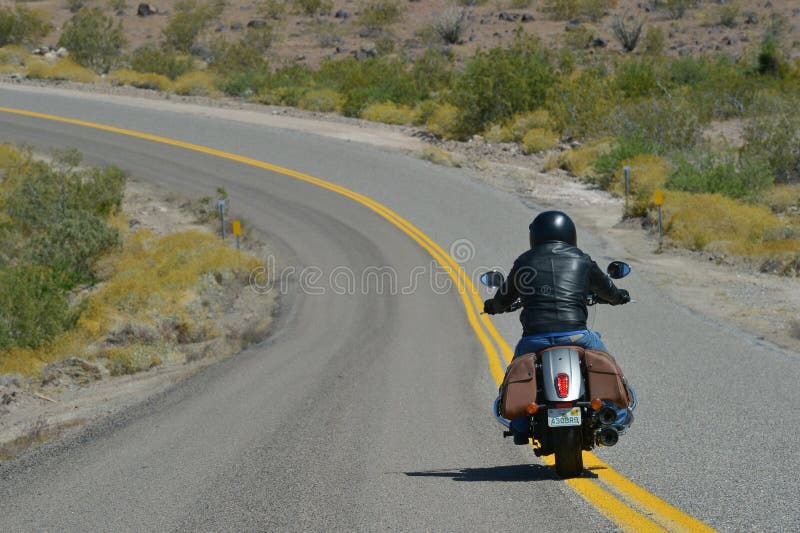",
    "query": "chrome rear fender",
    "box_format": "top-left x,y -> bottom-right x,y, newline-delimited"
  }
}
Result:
540,347 -> 584,402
